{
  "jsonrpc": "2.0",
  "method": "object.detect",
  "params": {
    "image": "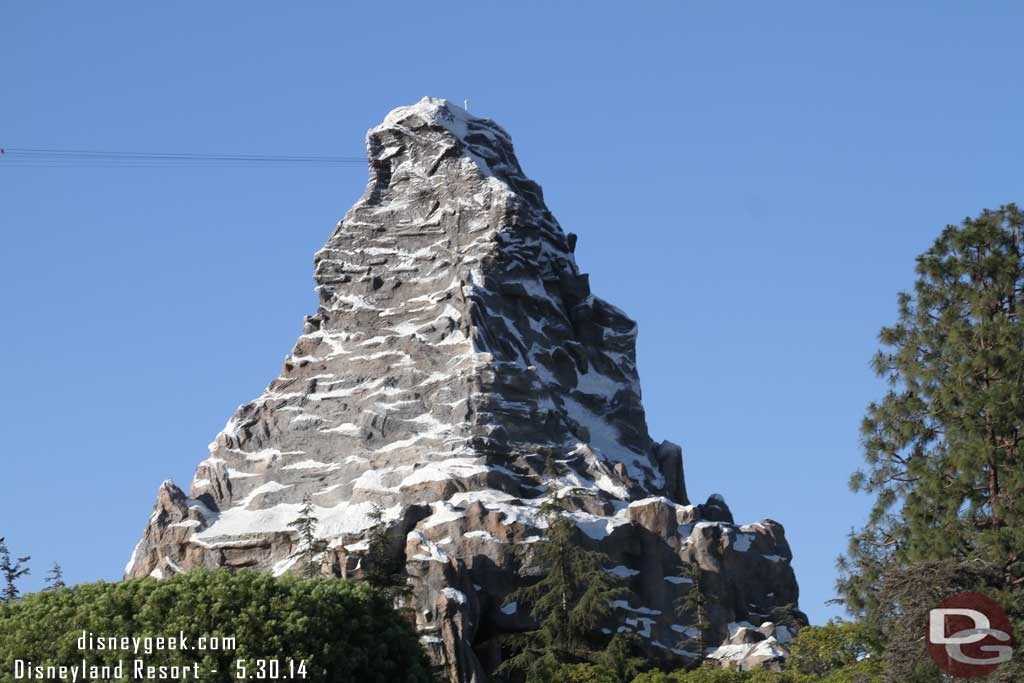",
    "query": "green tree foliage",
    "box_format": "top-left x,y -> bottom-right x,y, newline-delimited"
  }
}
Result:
596,634 -> 647,683
496,510 -> 625,682
43,562 -> 65,591
364,503 -> 405,595
548,662 -> 621,683
786,620 -> 873,678
767,604 -> 799,632
625,621 -> 881,683
288,494 -> 327,578
837,204 -> 1024,673
0,537 -> 30,604
871,559 -> 1021,682
542,448 -> 564,479
675,562 -> 710,661
630,667 -> 751,683
628,662 -> 881,683
0,570 -> 432,683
